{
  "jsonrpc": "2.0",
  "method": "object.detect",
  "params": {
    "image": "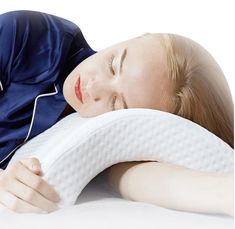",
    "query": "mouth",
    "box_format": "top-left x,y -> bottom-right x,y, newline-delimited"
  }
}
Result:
75,76 -> 83,103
